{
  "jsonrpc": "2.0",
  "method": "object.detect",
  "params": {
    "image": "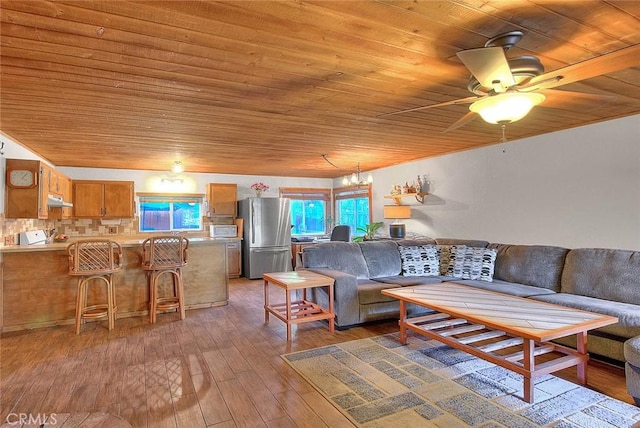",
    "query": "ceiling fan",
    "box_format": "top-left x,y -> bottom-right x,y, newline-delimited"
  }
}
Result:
379,31 -> 640,132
